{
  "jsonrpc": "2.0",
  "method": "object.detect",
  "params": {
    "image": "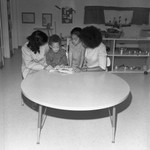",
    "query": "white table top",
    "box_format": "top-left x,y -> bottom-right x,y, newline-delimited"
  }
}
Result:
21,70 -> 130,111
